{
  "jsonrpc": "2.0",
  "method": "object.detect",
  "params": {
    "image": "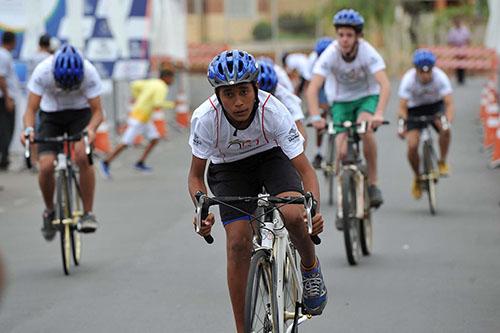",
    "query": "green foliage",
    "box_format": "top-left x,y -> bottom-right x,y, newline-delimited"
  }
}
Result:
278,13 -> 316,37
253,21 -> 272,41
324,0 -> 397,28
